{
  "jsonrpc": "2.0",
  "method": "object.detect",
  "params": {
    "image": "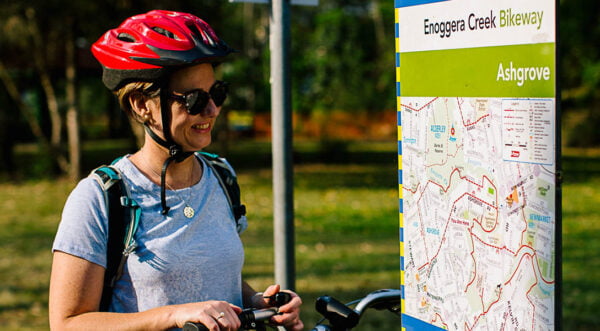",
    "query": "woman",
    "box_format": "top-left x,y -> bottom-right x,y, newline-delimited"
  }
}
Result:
49,10 -> 303,331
